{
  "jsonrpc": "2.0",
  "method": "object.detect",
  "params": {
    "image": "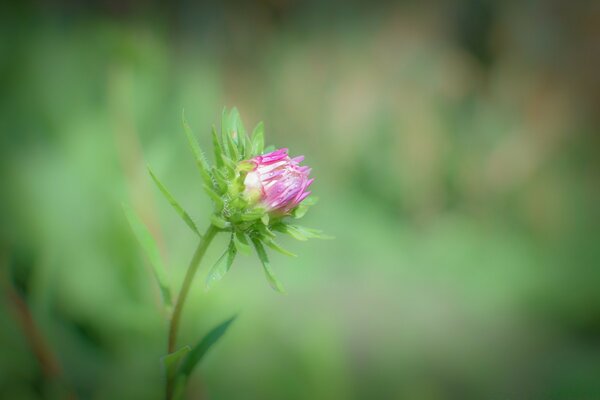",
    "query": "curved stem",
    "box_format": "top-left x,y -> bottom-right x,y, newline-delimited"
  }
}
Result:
168,224 -> 219,354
